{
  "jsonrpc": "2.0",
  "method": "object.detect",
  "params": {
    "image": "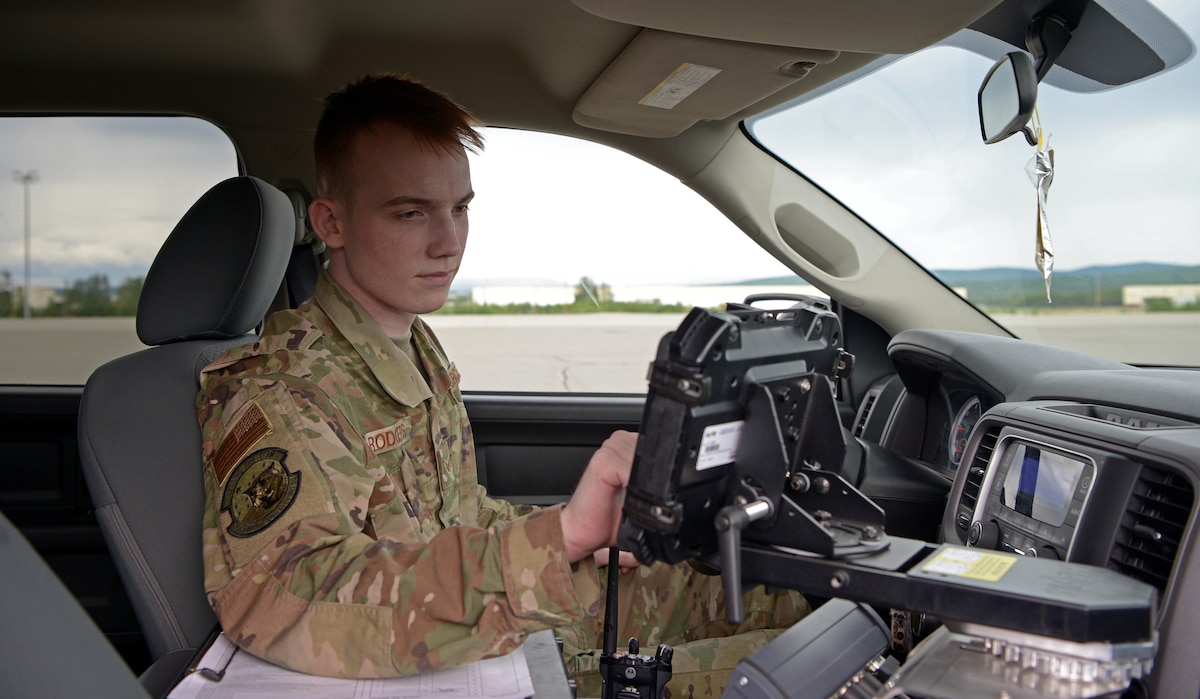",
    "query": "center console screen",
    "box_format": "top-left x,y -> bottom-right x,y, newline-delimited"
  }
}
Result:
999,442 -> 1088,527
